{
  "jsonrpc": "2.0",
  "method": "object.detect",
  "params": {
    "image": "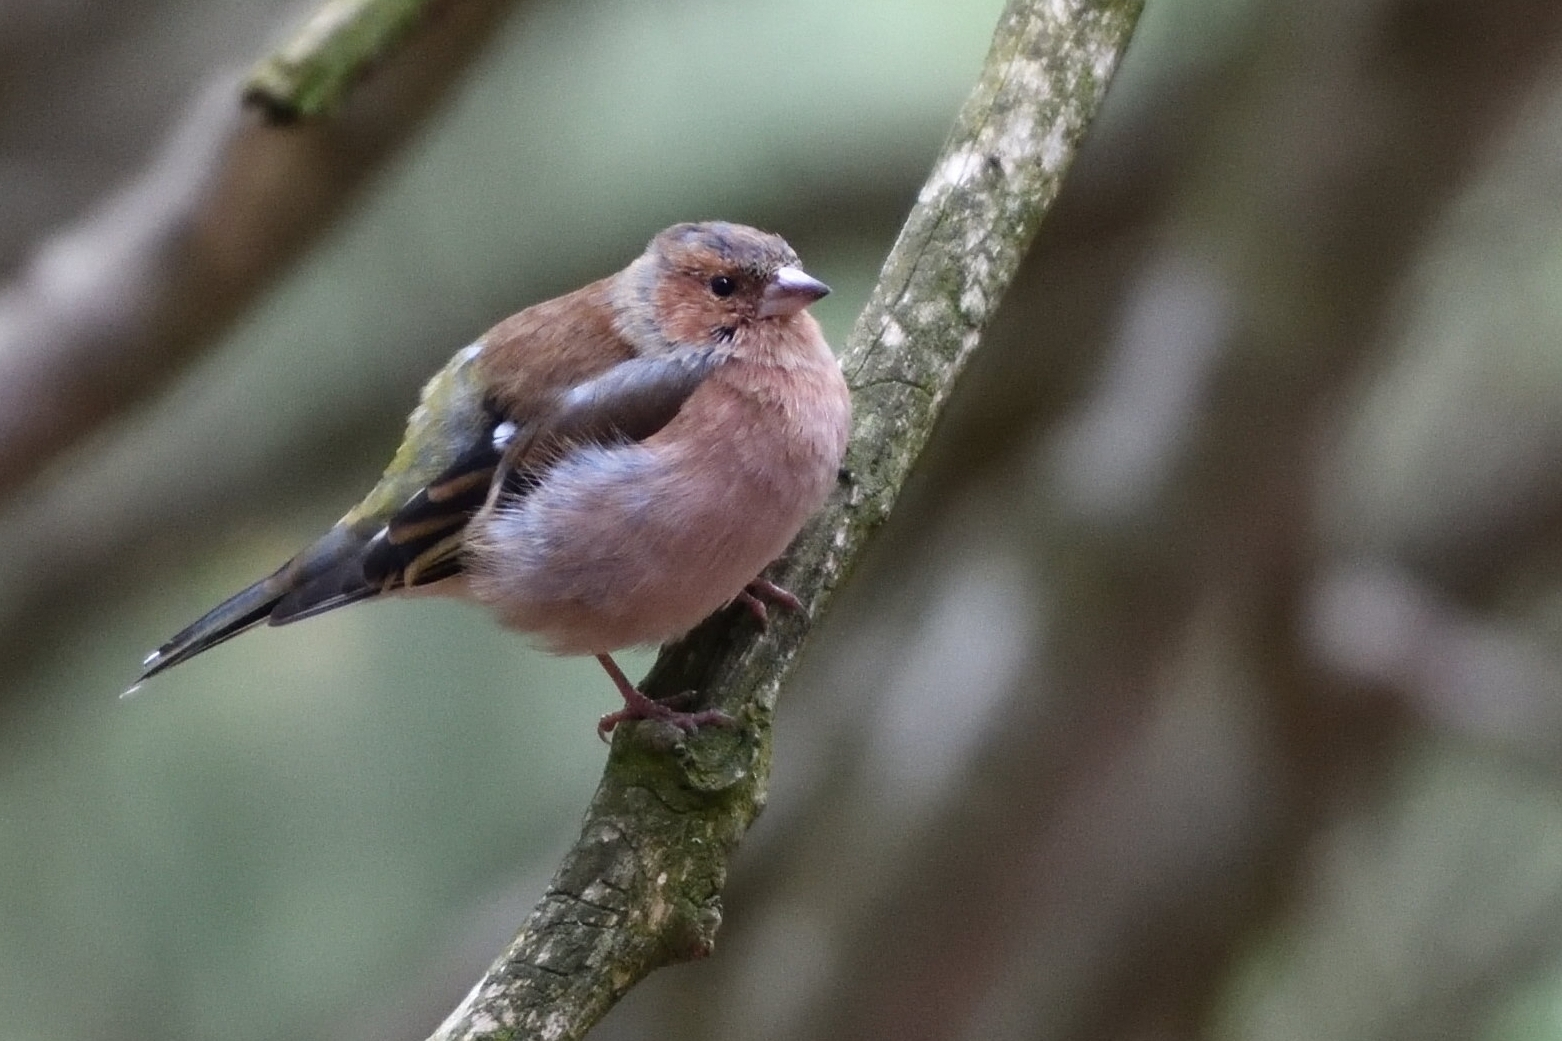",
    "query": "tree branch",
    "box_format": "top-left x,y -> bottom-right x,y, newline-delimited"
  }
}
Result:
0,0 -> 516,503
244,0 -> 442,122
425,0 -> 1145,1038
